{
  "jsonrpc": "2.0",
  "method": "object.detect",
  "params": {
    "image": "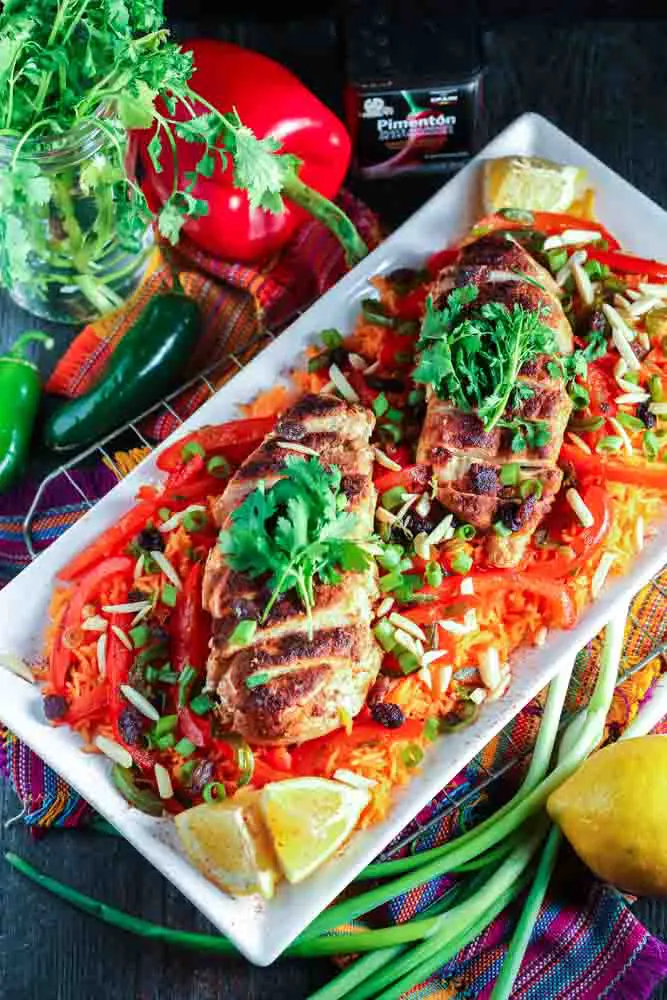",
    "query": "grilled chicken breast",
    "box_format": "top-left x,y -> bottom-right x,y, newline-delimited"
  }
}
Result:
418,234 -> 574,568
202,394 -> 382,744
